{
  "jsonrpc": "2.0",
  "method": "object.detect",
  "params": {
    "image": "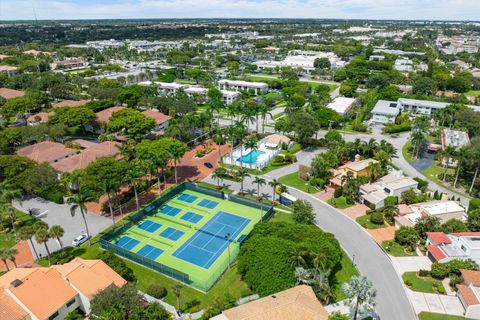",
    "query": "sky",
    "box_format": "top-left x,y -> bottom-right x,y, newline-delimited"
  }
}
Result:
1,0 -> 480,21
